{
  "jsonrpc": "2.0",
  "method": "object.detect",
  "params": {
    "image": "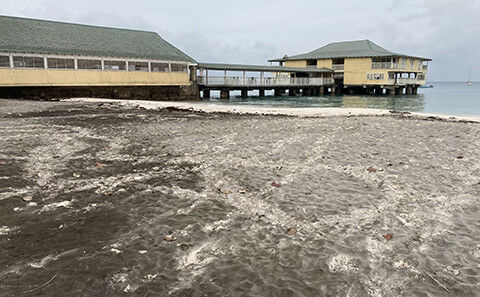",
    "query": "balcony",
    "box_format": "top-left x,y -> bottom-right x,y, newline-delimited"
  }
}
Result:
332,64 -> 344,71
197,76 -> 334,87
